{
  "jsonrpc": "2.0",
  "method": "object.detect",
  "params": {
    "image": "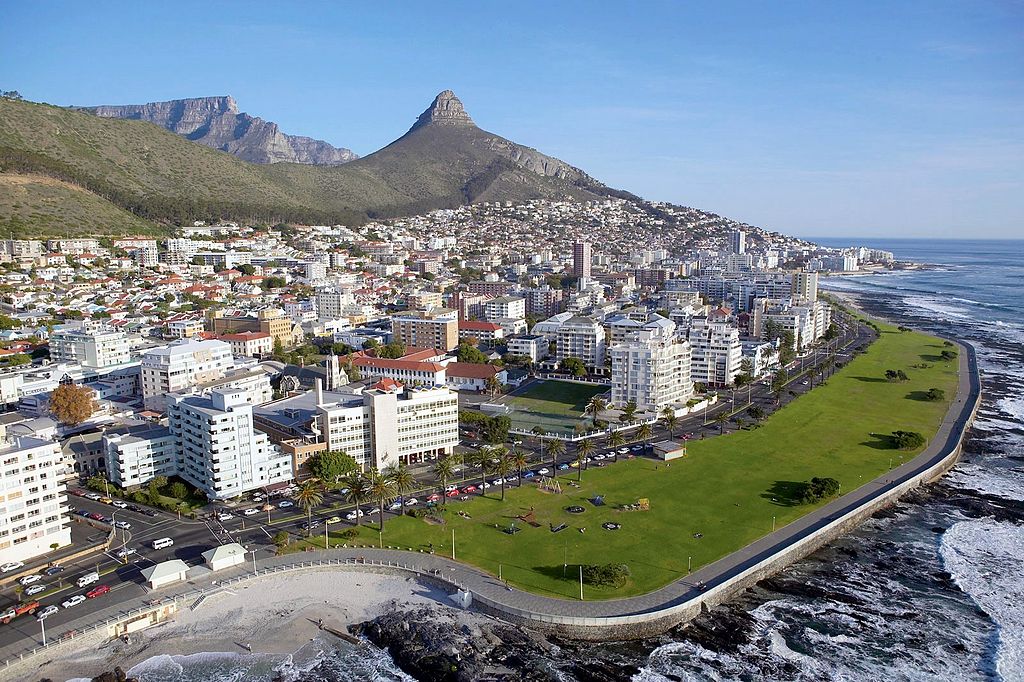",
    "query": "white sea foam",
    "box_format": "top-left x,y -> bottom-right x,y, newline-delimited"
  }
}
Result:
940,519 -> 1024,681
902,296 -> 972,320
944,462 -> 1024,502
